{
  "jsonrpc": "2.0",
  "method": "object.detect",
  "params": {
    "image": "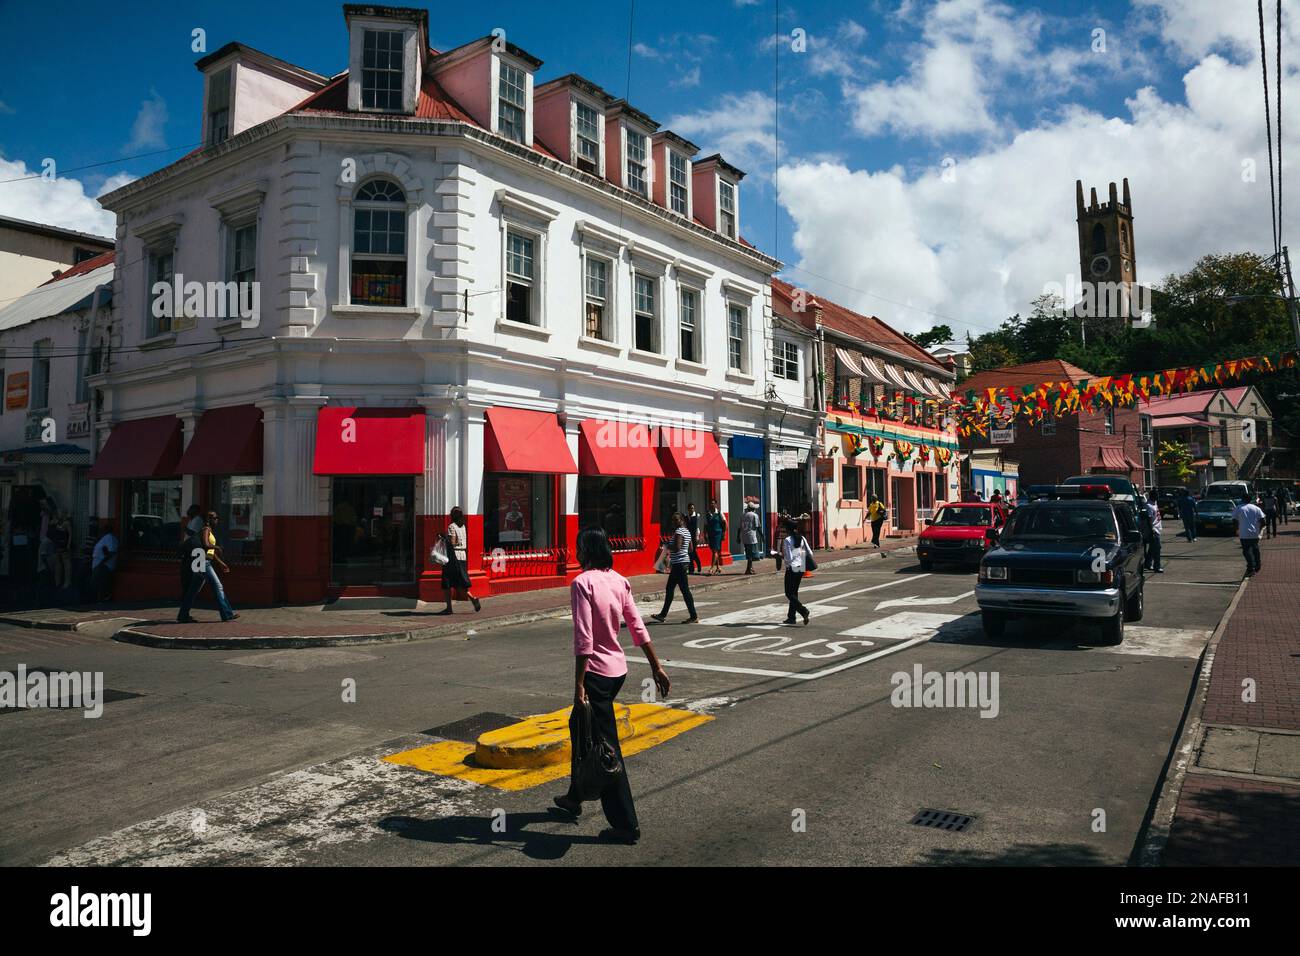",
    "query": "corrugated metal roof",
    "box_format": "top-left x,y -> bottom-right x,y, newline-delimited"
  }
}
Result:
0,260 -> 113,332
